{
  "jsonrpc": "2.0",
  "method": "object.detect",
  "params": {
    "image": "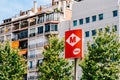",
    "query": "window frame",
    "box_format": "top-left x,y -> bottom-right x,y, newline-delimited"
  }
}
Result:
85,17 -> 90,23
73,20 -> 77,26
